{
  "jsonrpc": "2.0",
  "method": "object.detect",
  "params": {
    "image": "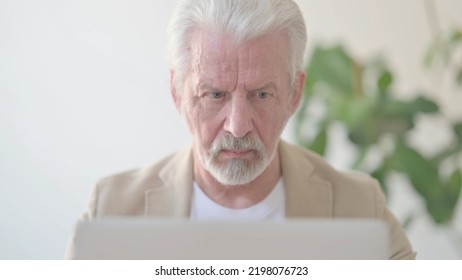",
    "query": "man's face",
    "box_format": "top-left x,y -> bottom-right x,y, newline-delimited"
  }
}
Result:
173,30 -> 303,186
